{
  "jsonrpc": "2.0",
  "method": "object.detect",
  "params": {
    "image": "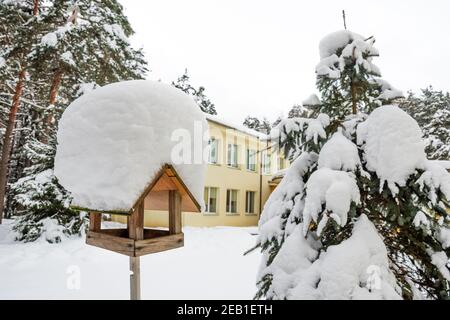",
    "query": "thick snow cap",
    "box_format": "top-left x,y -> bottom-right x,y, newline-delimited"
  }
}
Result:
357,105 -> 426,194
319,30 -> 365,59
54,80 -> 208,212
